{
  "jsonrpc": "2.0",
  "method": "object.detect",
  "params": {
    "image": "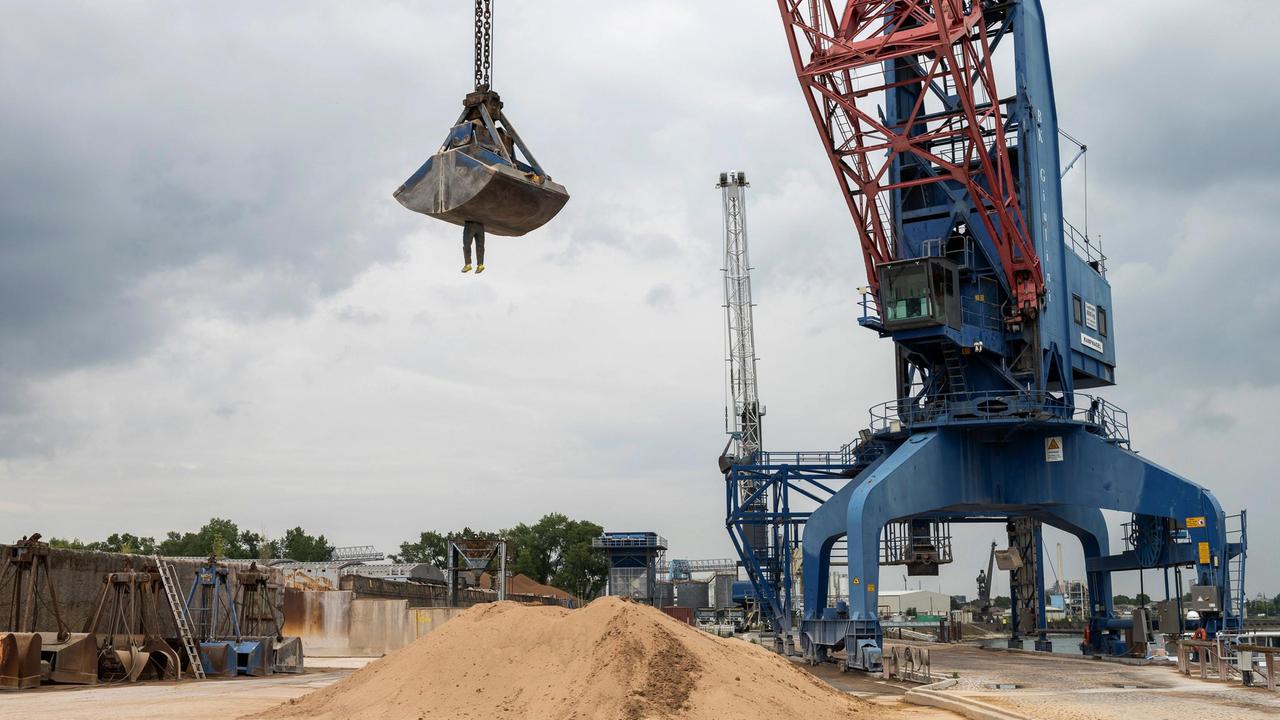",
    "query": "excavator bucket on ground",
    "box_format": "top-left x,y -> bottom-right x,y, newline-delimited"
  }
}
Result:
197,641 -> 236,677
0,632 -> 41,689
37,632 -> 97,685
233,638 -> 270,677
272,635 -> 304,674
394,89 -> 568,237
